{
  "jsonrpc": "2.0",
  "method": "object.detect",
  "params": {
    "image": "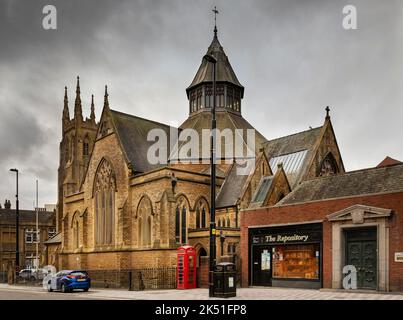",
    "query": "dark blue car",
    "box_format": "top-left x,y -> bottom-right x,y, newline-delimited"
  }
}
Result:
47,270 -> 91,293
